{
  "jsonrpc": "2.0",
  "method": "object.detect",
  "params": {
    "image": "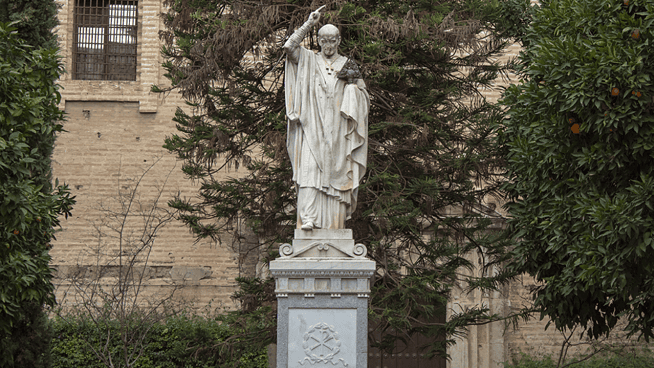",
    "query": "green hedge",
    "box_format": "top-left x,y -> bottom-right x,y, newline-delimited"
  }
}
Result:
50,312 -> 269,368
505,352 -> 654,368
